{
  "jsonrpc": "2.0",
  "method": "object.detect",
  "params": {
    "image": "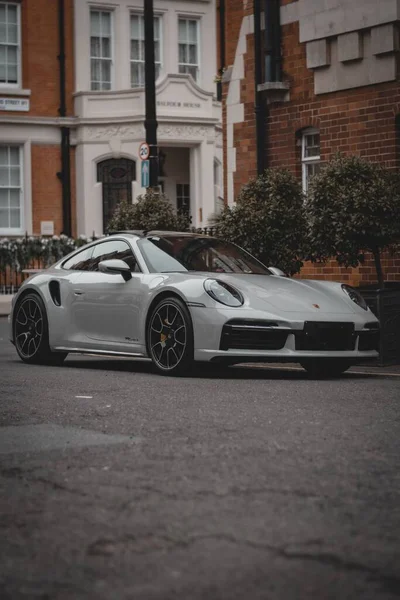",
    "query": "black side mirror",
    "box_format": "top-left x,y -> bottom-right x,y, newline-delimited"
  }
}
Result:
98,259 -> 132,281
